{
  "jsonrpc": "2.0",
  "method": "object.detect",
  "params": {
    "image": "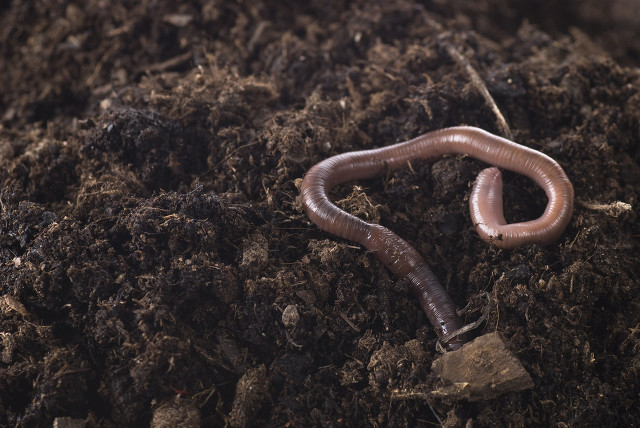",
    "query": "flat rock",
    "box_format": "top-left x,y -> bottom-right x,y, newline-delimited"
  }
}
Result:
431,332 -> 534,401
